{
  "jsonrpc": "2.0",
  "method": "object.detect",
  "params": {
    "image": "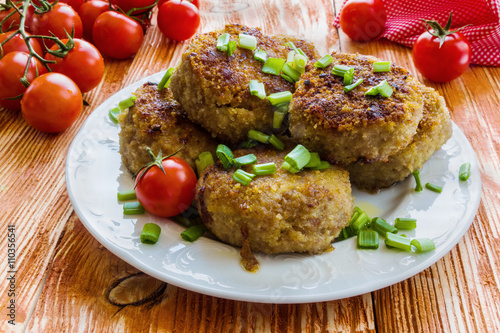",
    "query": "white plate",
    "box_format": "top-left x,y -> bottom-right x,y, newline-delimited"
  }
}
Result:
66,71 -> 481,304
